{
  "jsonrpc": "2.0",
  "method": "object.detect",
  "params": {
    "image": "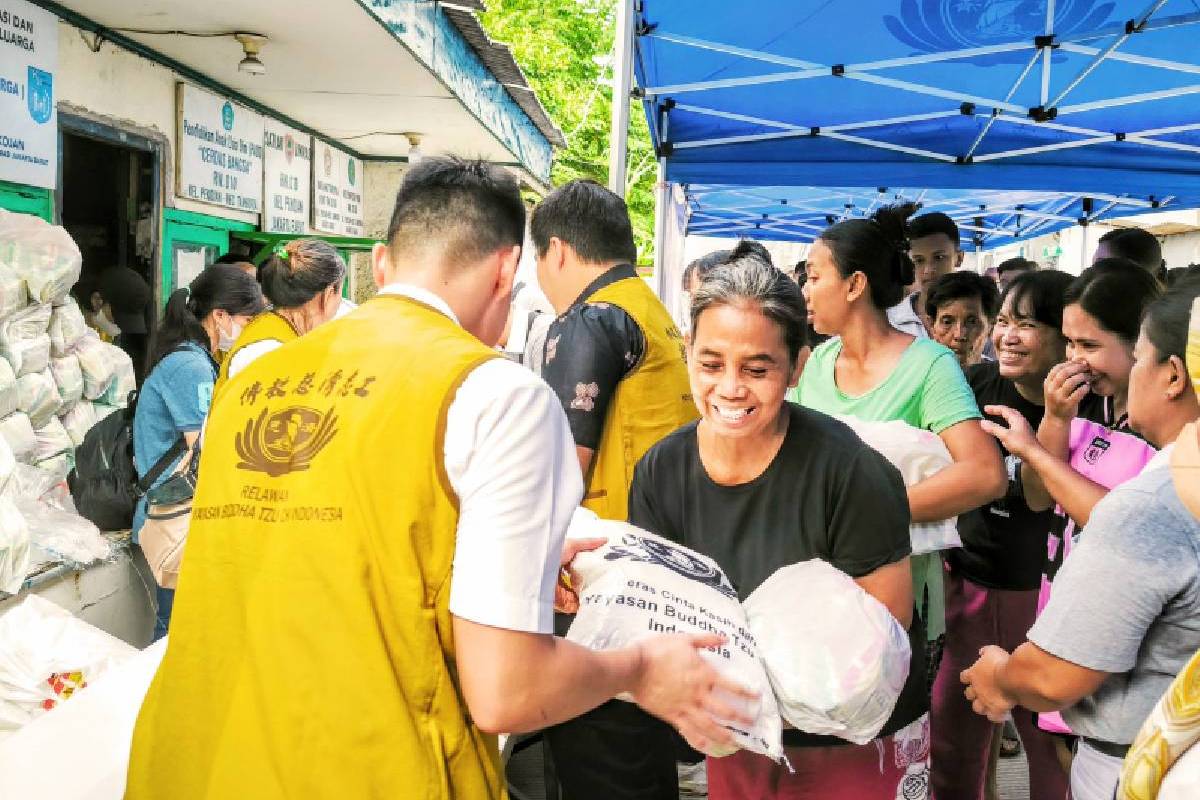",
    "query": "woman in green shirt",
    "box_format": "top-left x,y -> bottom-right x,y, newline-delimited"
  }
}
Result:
793,204 -> 1006,691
